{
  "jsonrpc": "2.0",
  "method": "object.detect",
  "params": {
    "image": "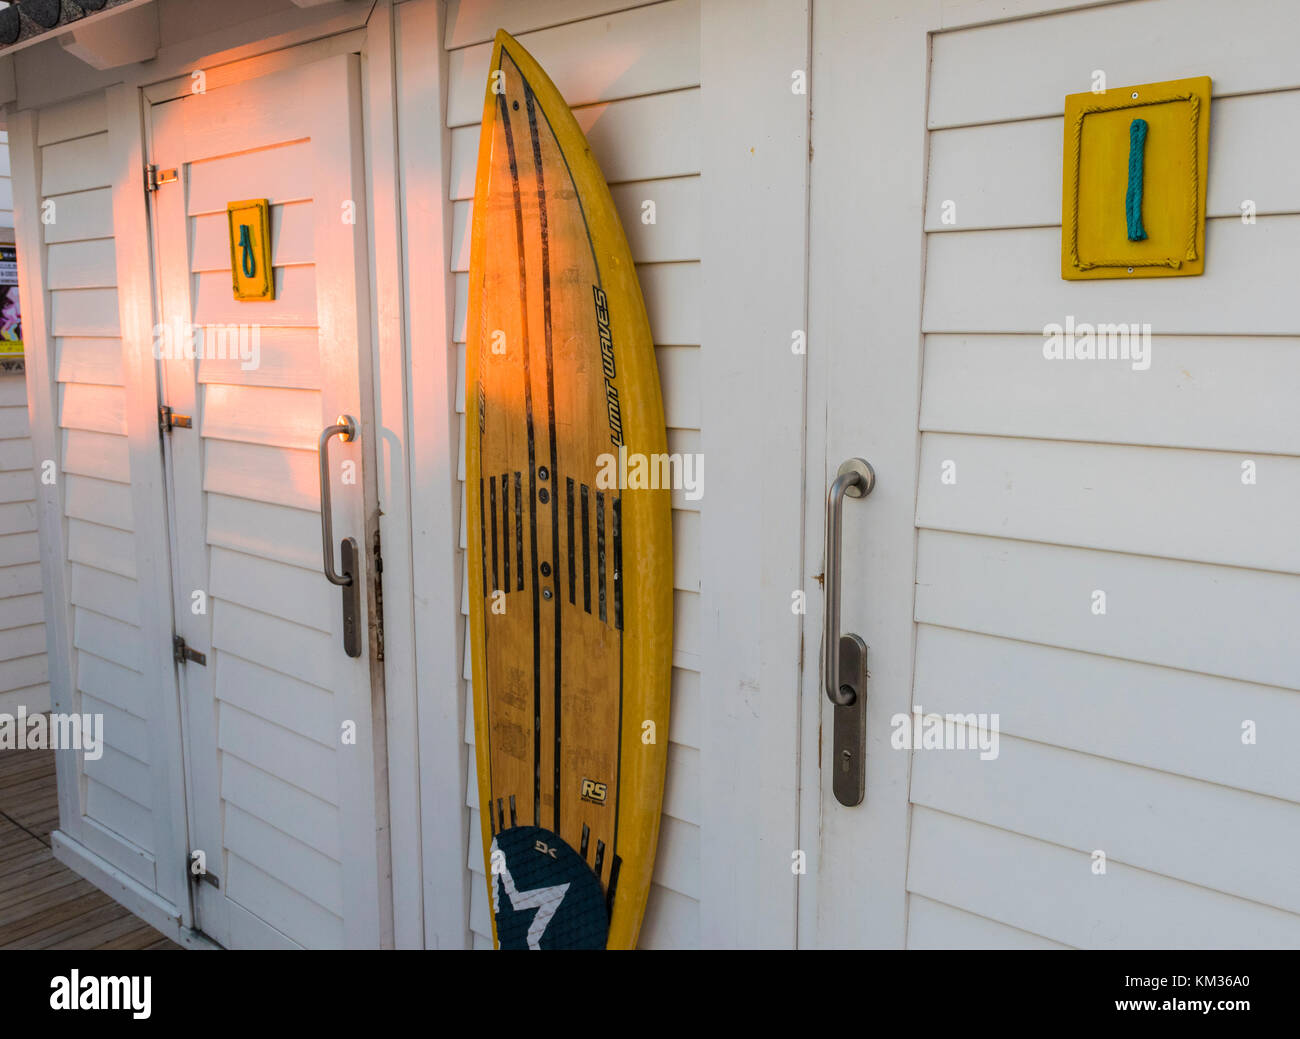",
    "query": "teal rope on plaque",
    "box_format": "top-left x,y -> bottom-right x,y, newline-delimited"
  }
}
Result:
239,225 -> 257,277
1125,118 -> 1149,242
